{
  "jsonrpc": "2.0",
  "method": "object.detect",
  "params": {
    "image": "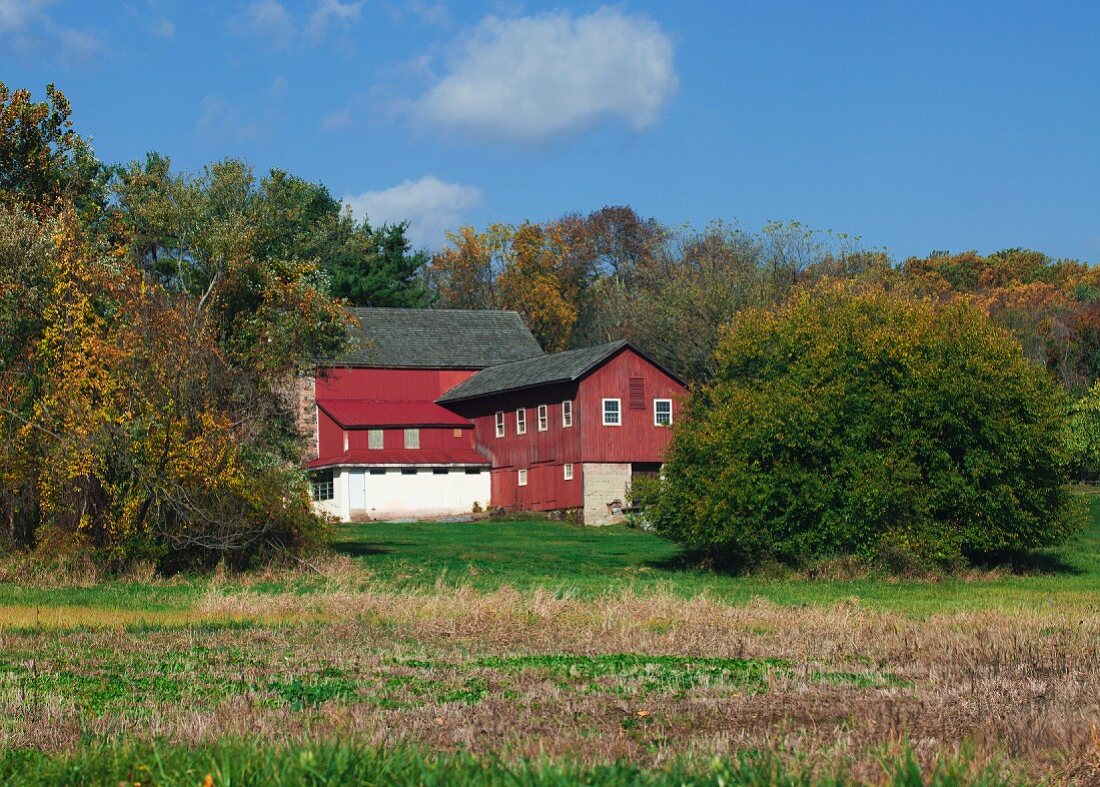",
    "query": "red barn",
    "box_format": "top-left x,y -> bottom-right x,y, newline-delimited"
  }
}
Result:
303,309 -> 688,524
304,308 -> 543,521
437,340 -> 687,524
